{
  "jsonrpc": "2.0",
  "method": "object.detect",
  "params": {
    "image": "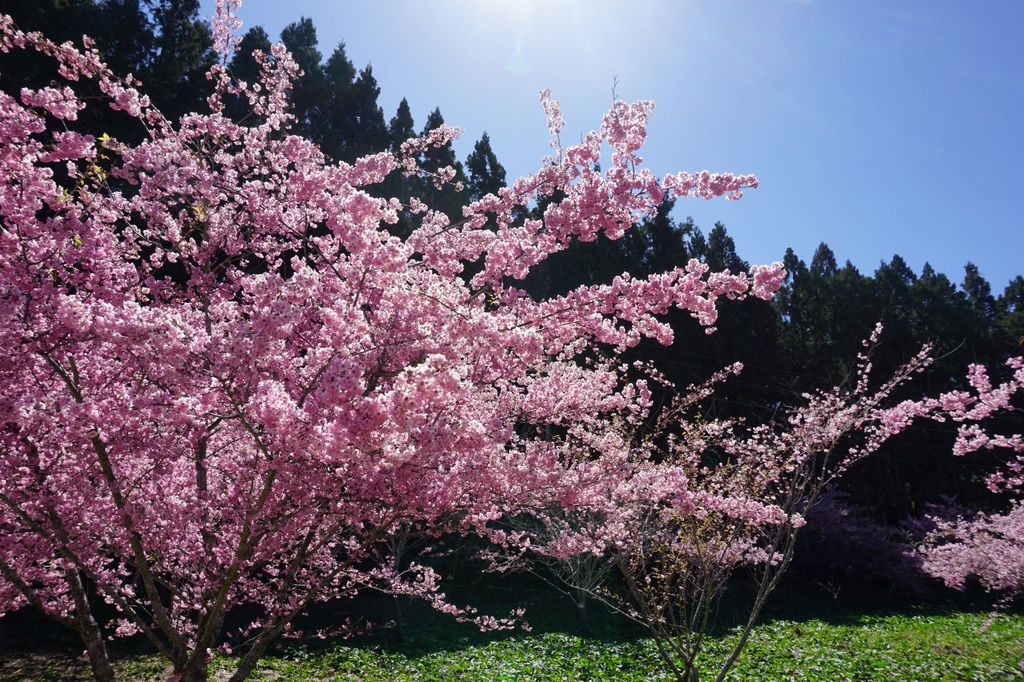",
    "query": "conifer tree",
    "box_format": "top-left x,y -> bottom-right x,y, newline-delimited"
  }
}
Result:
418,107 -> 467,219
384,98 -> 417,236
388,98 -> 416,152
280,17 -> 325,139
147,0 -> 215,119
705,223 -> 748,273
228,26 -> 271,85
316,43 -> 358,160
465,132 -> 507,201
963,261 -> 997,321
94,0 -> 153,76
642,199 -> 687,276
350,65 -> 388,158
810,242 -> 838,277
997,276 -> 1024,345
